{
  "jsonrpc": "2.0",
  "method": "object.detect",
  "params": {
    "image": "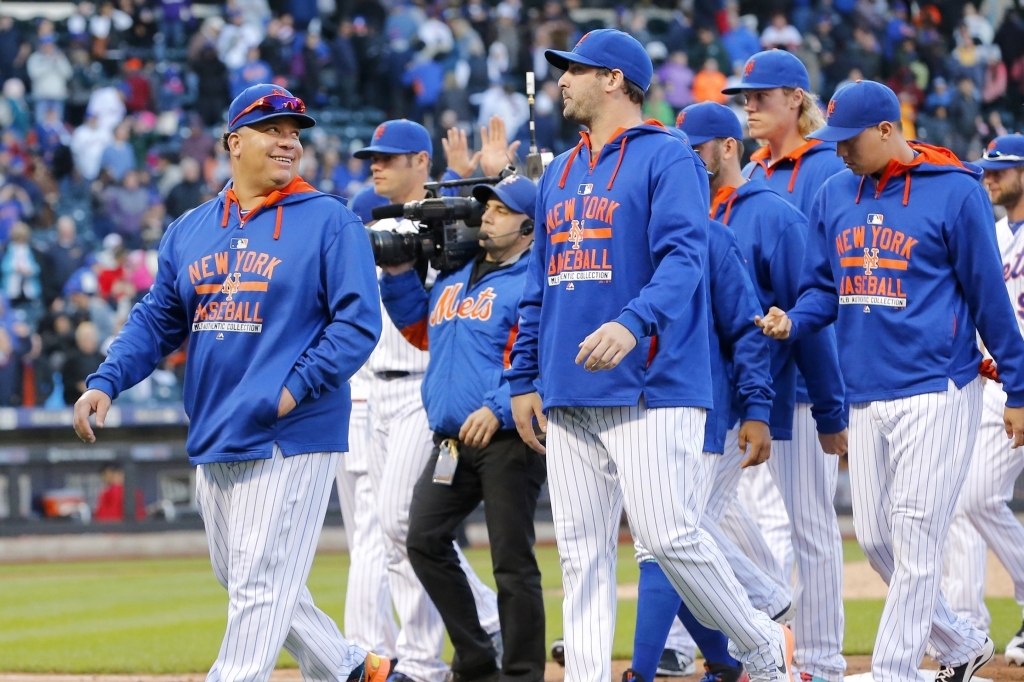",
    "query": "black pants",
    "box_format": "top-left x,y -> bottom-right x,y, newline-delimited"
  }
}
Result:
407,430 -> 547,682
